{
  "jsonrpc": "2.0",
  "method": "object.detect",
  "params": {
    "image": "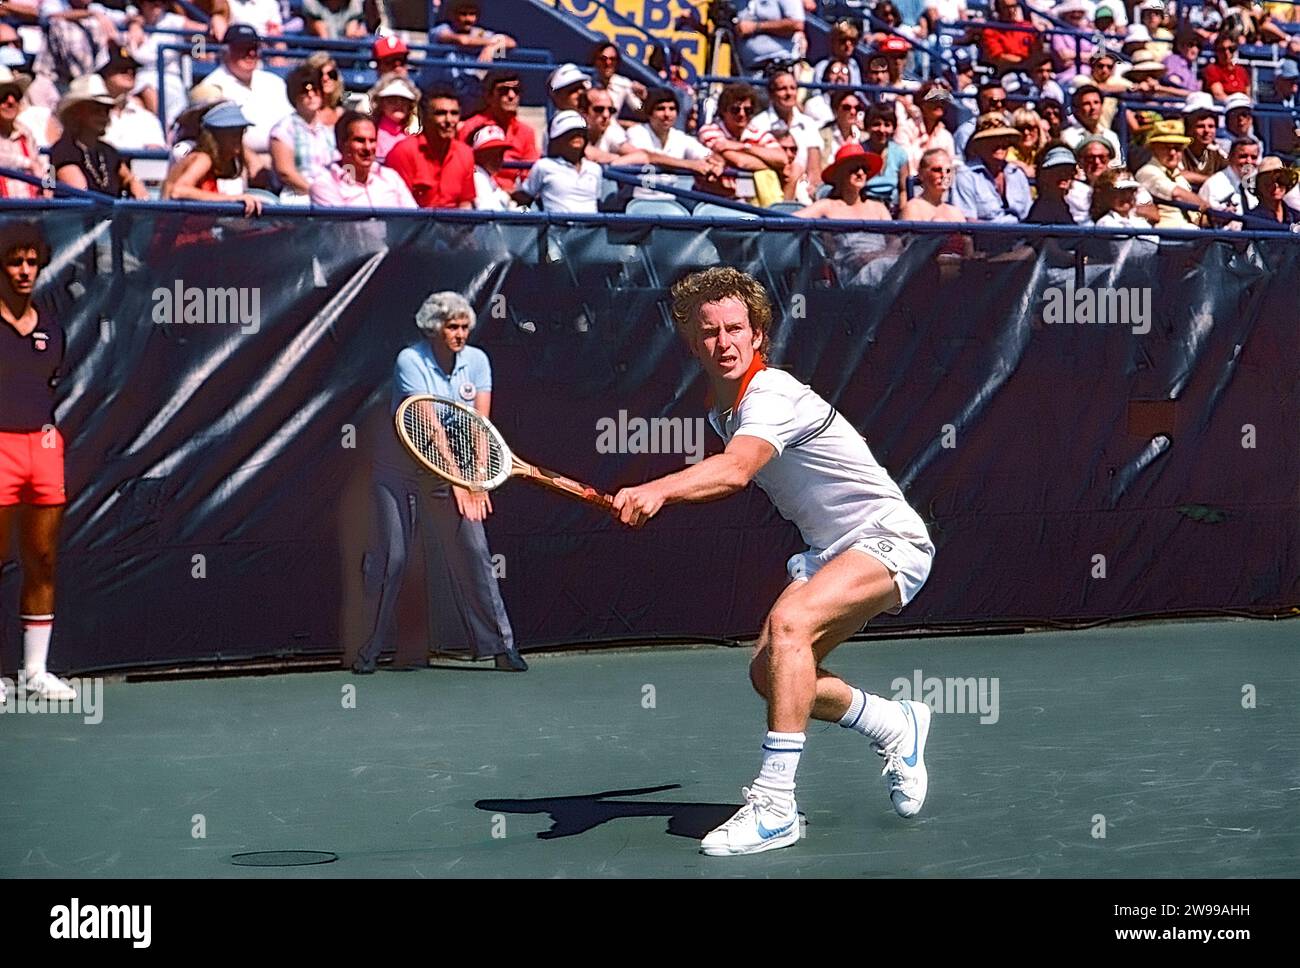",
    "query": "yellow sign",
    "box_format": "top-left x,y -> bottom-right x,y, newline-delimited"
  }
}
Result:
557,0 -> 711,81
